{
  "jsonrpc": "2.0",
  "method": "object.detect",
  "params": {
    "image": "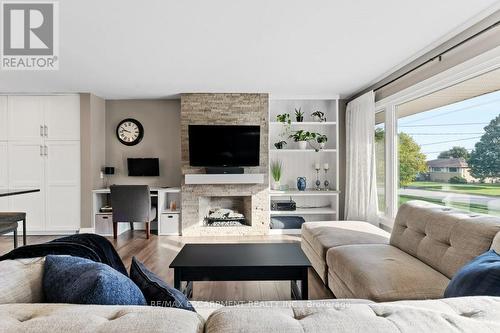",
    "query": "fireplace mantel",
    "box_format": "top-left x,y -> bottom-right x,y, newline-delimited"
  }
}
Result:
185,173 -> 265,185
